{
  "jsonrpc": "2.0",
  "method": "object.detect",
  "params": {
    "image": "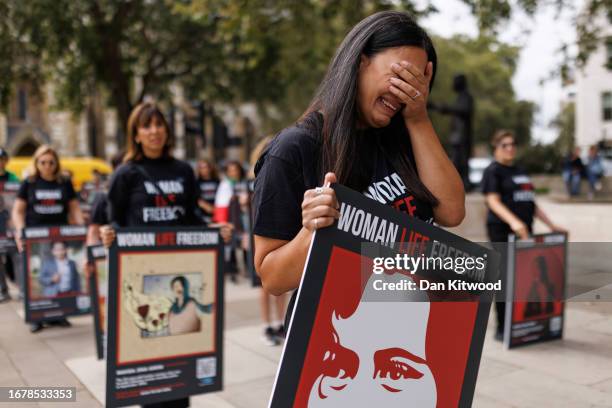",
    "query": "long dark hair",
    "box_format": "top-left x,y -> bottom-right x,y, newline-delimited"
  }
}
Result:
303,11 -> 439,206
